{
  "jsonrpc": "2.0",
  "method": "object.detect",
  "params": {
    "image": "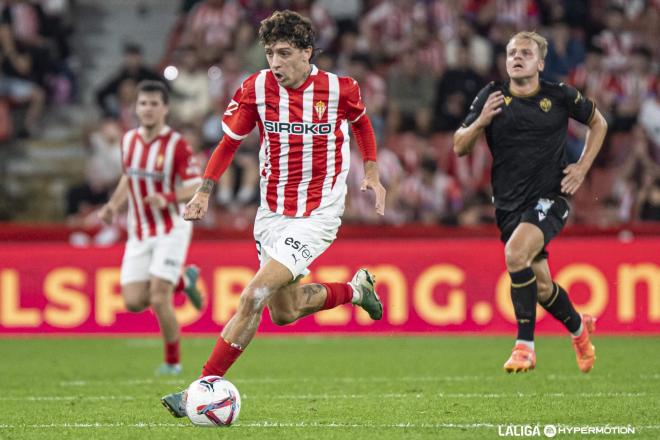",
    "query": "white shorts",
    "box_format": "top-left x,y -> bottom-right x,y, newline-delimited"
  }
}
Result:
120,223 -> 192,285
253,207 -> 341,279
